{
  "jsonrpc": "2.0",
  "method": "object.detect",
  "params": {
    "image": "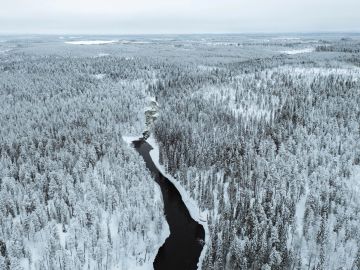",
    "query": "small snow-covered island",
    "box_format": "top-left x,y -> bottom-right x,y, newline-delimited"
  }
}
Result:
1,0 -> 360,269
143,97 -> 159,140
